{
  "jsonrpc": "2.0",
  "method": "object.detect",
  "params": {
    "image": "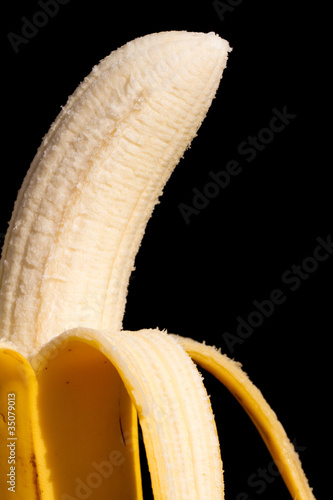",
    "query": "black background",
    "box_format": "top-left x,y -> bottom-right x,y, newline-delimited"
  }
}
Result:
2,1 -> 330,498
